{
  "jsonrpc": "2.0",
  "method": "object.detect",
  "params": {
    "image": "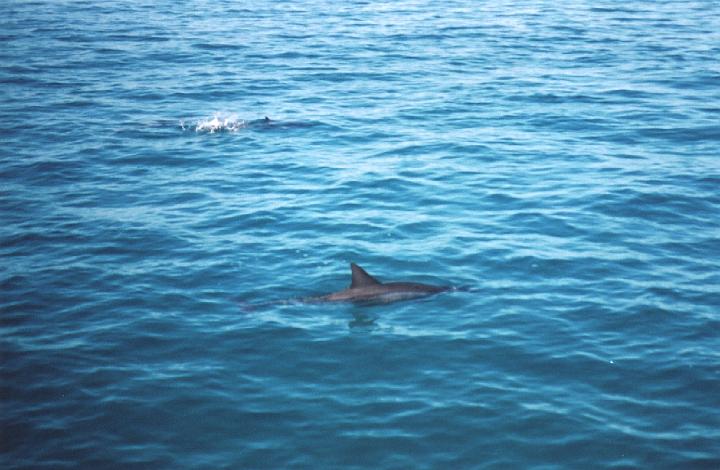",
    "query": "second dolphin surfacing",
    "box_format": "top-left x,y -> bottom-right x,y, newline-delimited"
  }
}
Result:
305,263 -> 450,305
